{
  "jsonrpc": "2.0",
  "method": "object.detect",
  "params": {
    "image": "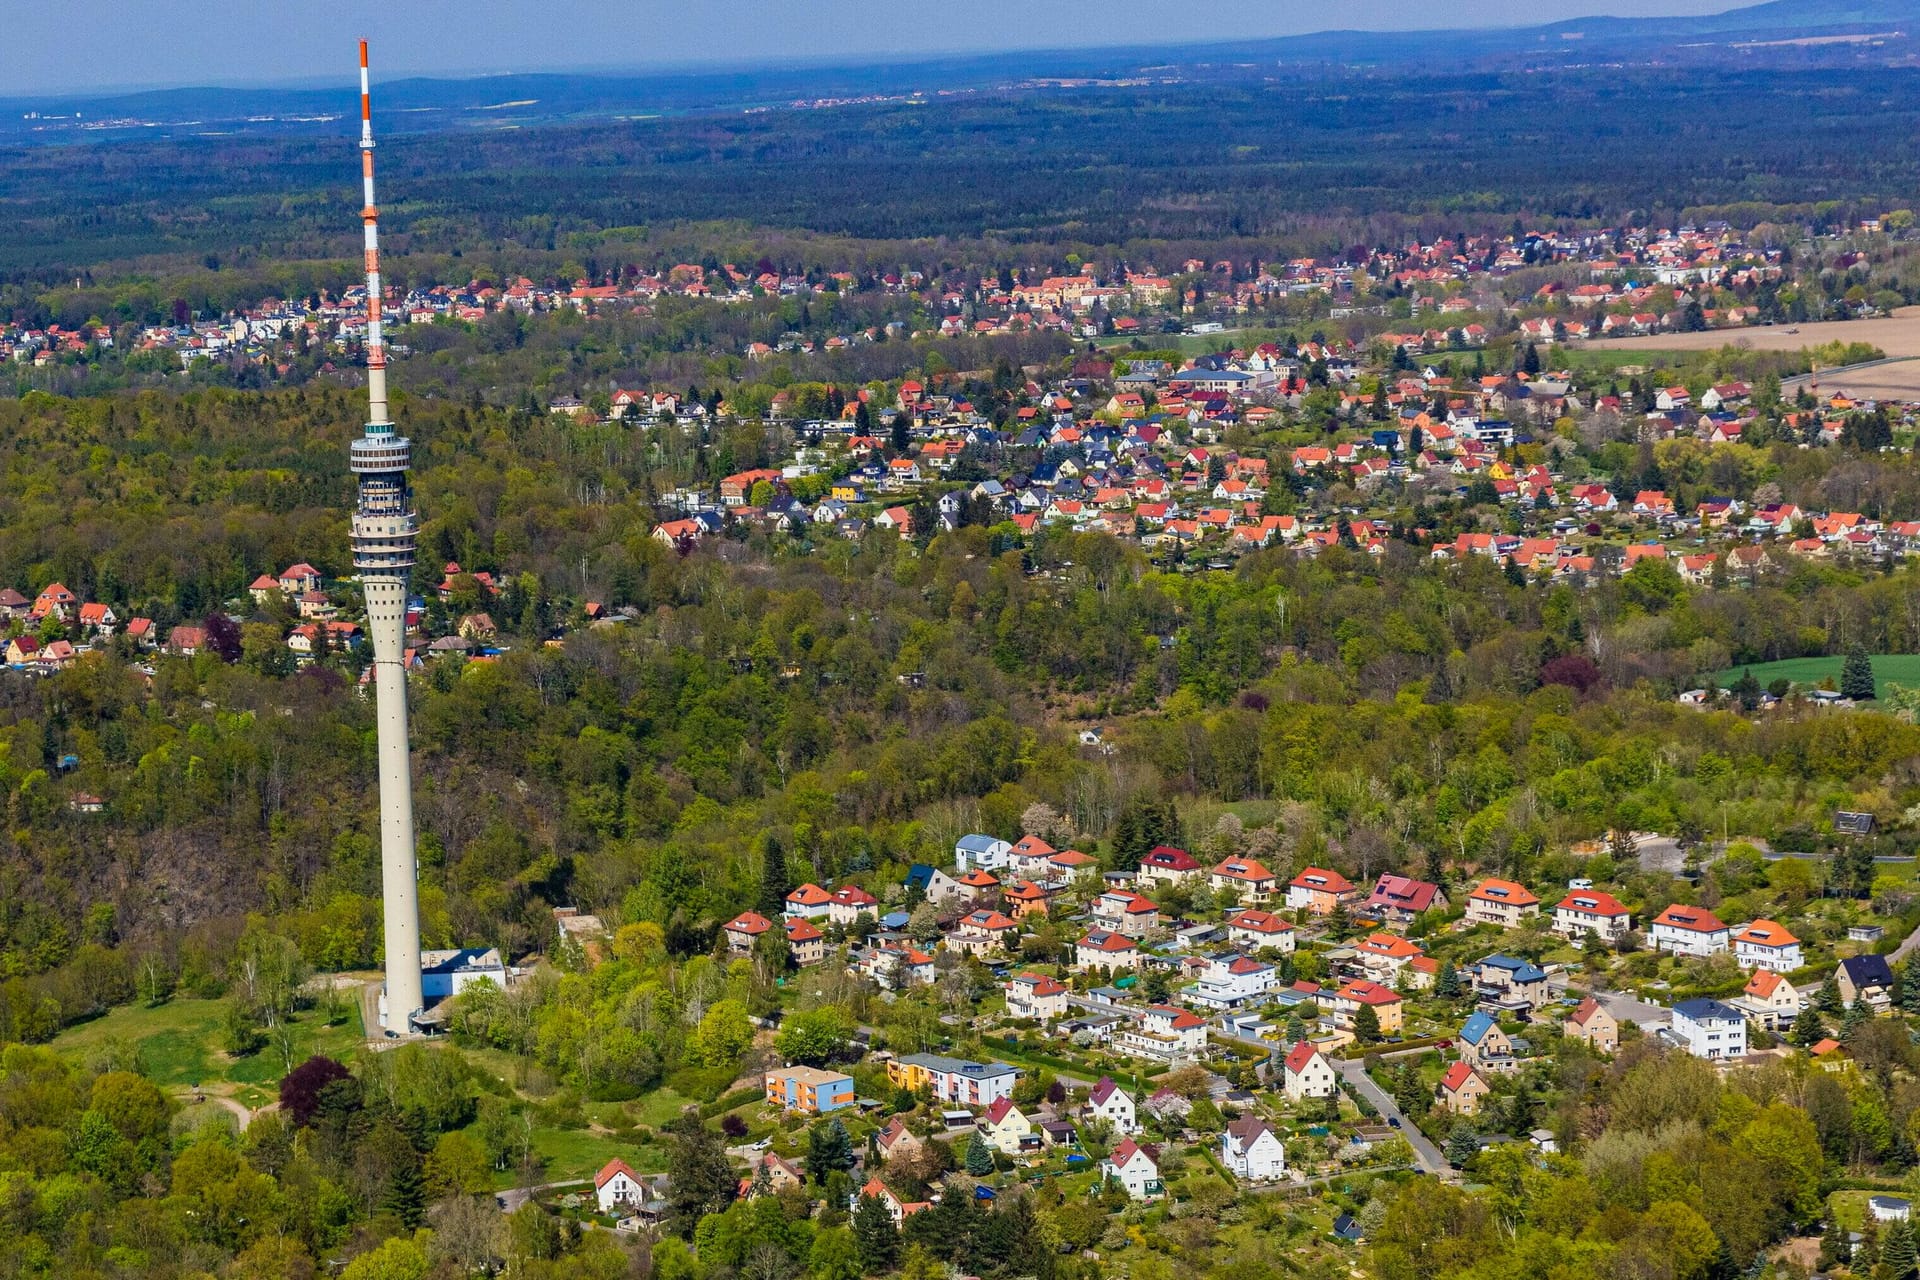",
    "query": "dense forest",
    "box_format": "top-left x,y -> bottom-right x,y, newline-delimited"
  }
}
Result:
6,66 -> 1920,294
